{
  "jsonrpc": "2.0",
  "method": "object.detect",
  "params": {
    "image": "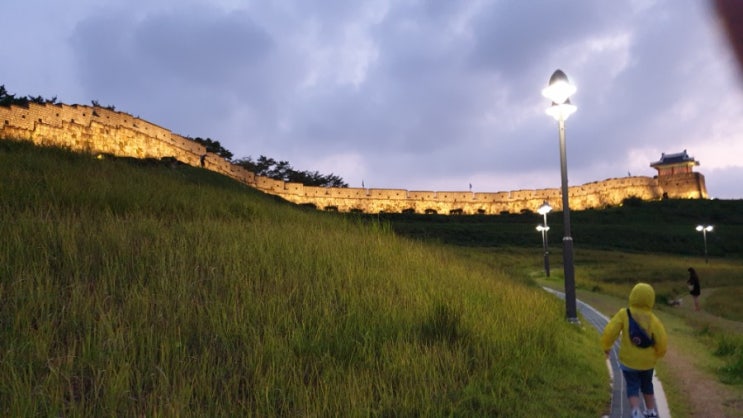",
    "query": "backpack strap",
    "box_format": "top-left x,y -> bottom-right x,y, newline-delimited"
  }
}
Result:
627,308 -> 655,348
